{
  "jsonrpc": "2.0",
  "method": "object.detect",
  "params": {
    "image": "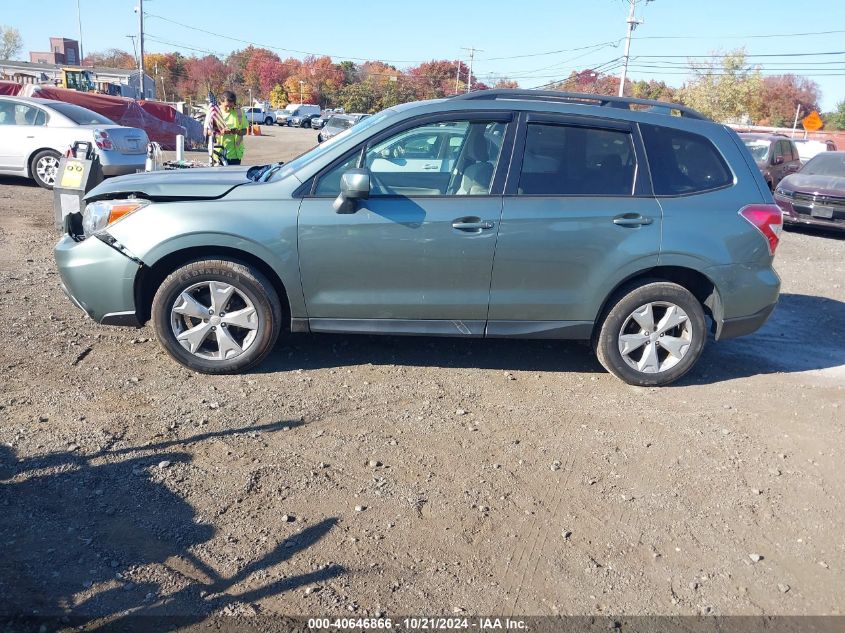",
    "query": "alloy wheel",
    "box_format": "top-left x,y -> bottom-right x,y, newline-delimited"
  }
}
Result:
170,281 -> 259,361
617,301 -> 692,374
36,155 -> 60,186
